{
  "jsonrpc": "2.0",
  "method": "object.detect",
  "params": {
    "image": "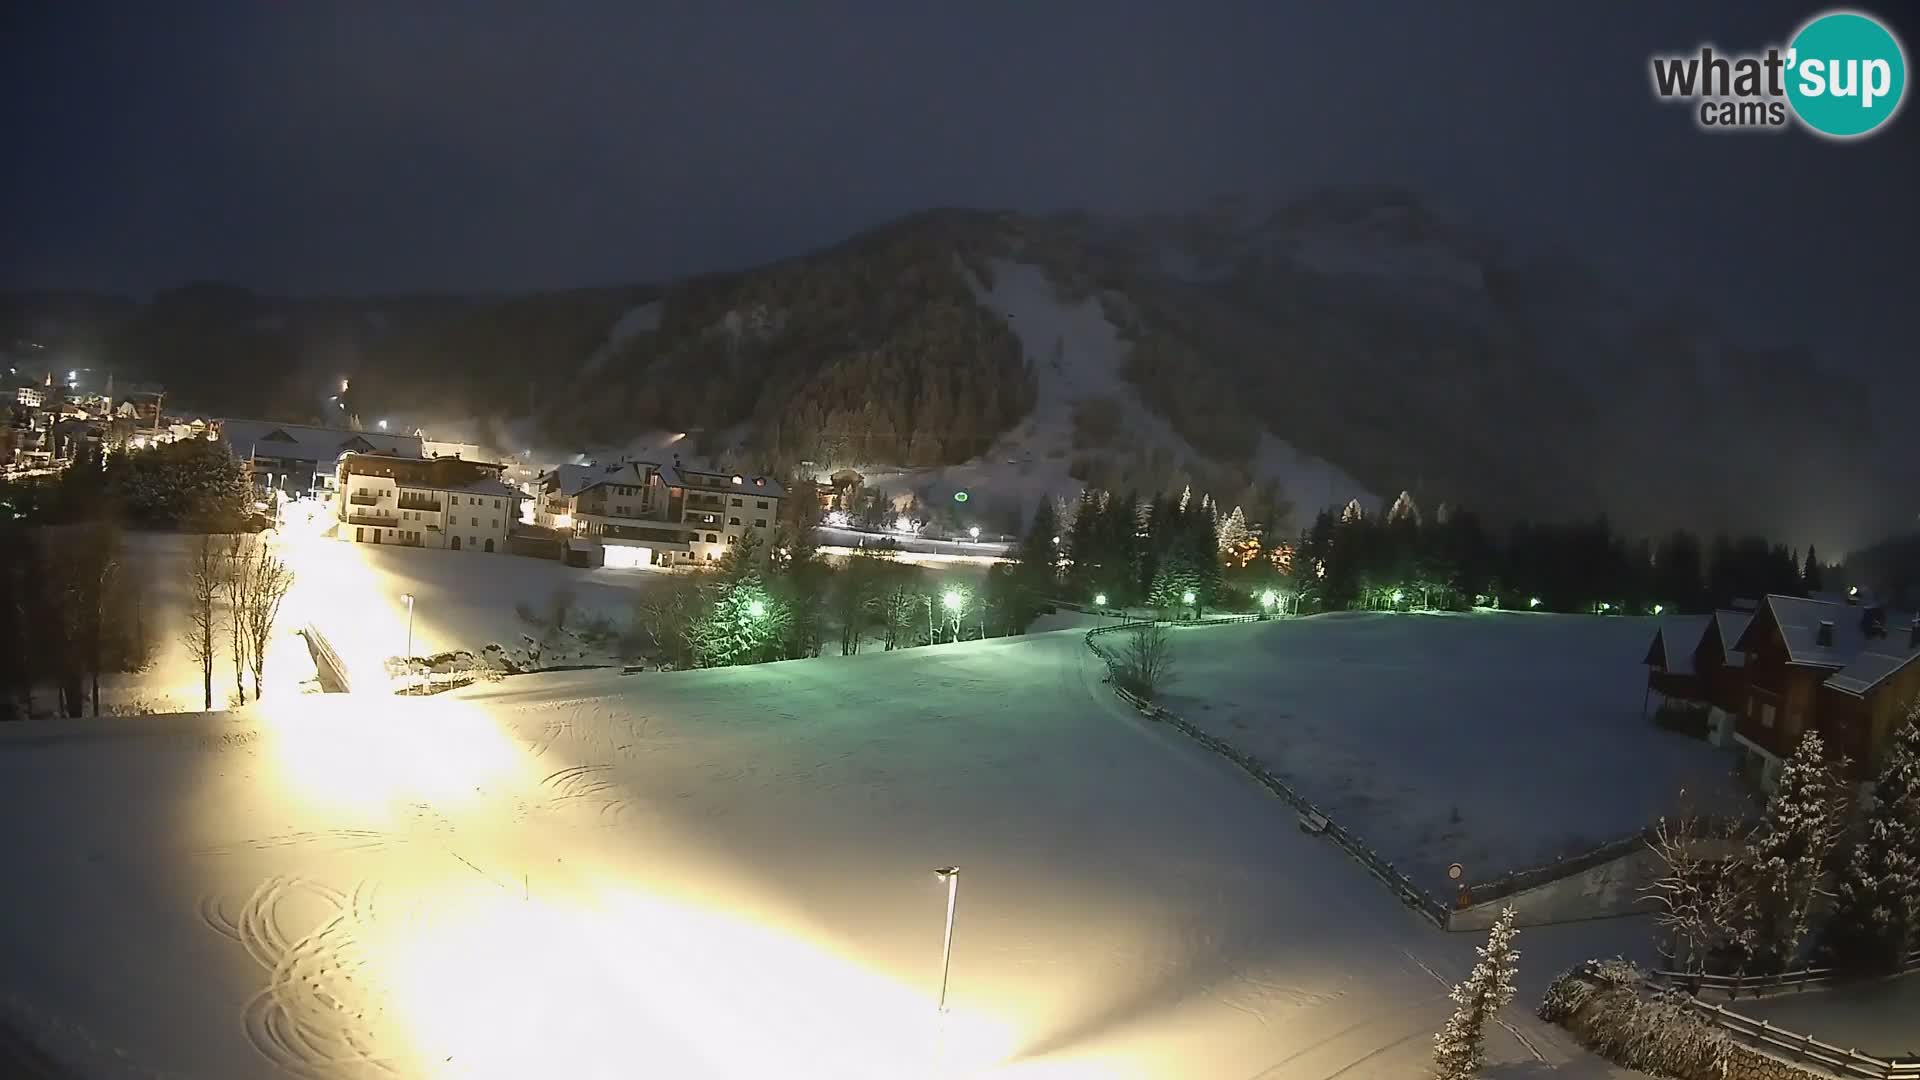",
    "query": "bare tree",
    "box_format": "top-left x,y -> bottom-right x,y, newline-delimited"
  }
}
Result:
632,573 -> 706,668
1643,810 -> 1752,974
1116,623 -> 1175,699
221,533 -> 257,704
182,532 -> 221,710
241,544 -> 293,700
